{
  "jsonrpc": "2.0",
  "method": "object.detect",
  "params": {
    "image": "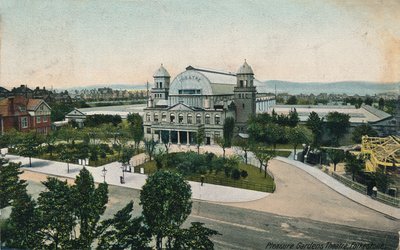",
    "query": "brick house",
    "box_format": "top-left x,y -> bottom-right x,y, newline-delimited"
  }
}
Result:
0,96 -> 52,135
